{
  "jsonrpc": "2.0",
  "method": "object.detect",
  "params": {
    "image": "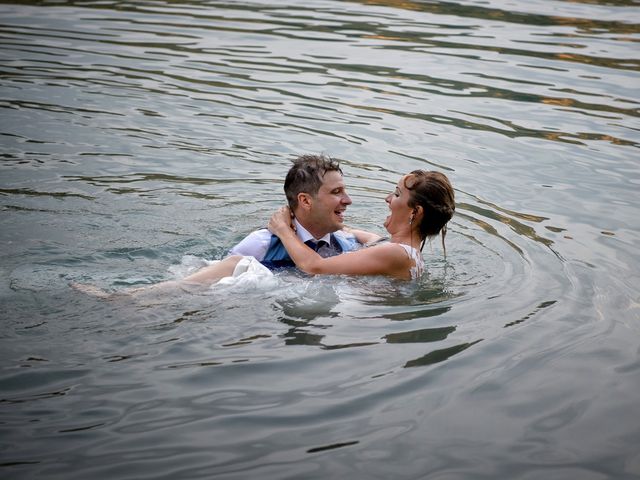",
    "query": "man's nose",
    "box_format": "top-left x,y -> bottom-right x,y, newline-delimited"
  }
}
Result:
342,192 -> 352,205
